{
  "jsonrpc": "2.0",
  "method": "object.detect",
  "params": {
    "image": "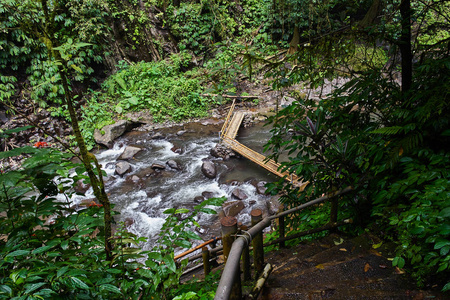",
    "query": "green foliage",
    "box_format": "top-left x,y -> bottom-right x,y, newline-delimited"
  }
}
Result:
0,1 -> 105,109
262,0 -> 450,290
166,0 -> 272,54
373,151 -> 450,287
0,145 -> 225,299
79,92 -> 115,150
100,53 -> 209,122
